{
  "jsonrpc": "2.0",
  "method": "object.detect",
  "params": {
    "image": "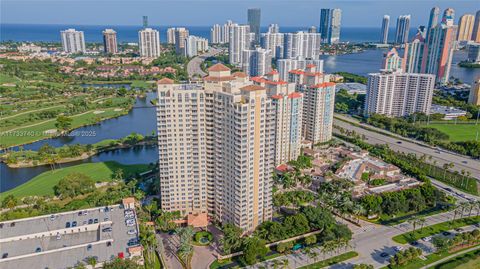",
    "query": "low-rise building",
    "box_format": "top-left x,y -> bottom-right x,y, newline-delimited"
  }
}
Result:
430,104 -> 467,120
